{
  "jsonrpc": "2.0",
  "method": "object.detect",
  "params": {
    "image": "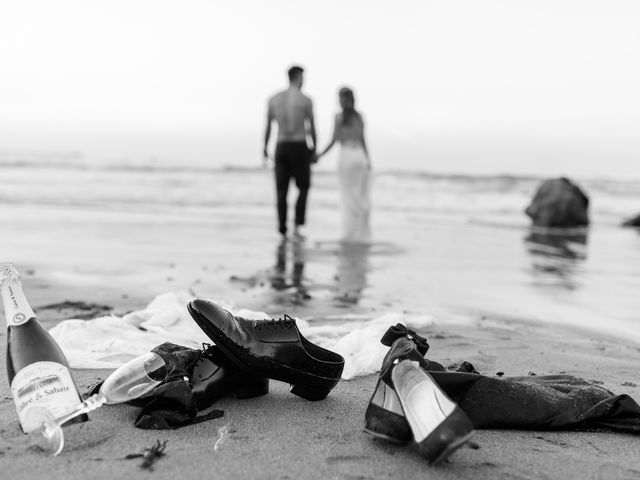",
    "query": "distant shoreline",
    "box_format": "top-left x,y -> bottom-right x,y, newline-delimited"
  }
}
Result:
2,148 -> 640,183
